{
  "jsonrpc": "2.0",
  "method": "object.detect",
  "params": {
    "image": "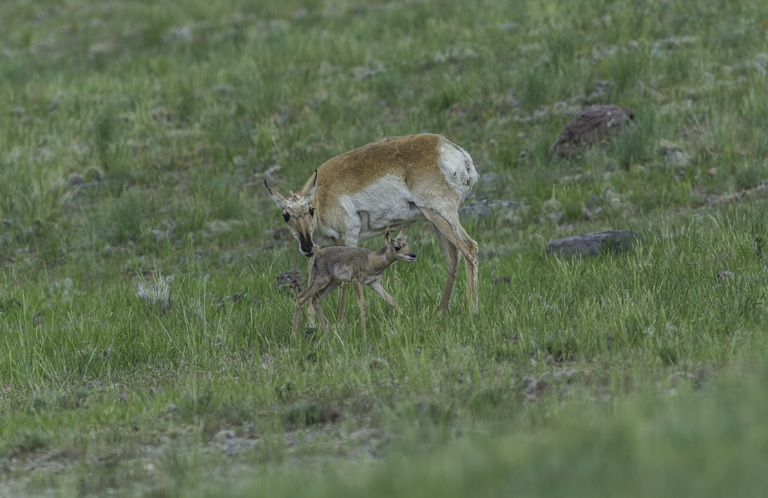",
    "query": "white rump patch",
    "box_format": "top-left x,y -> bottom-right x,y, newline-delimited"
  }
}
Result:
437,138 -> 479,202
